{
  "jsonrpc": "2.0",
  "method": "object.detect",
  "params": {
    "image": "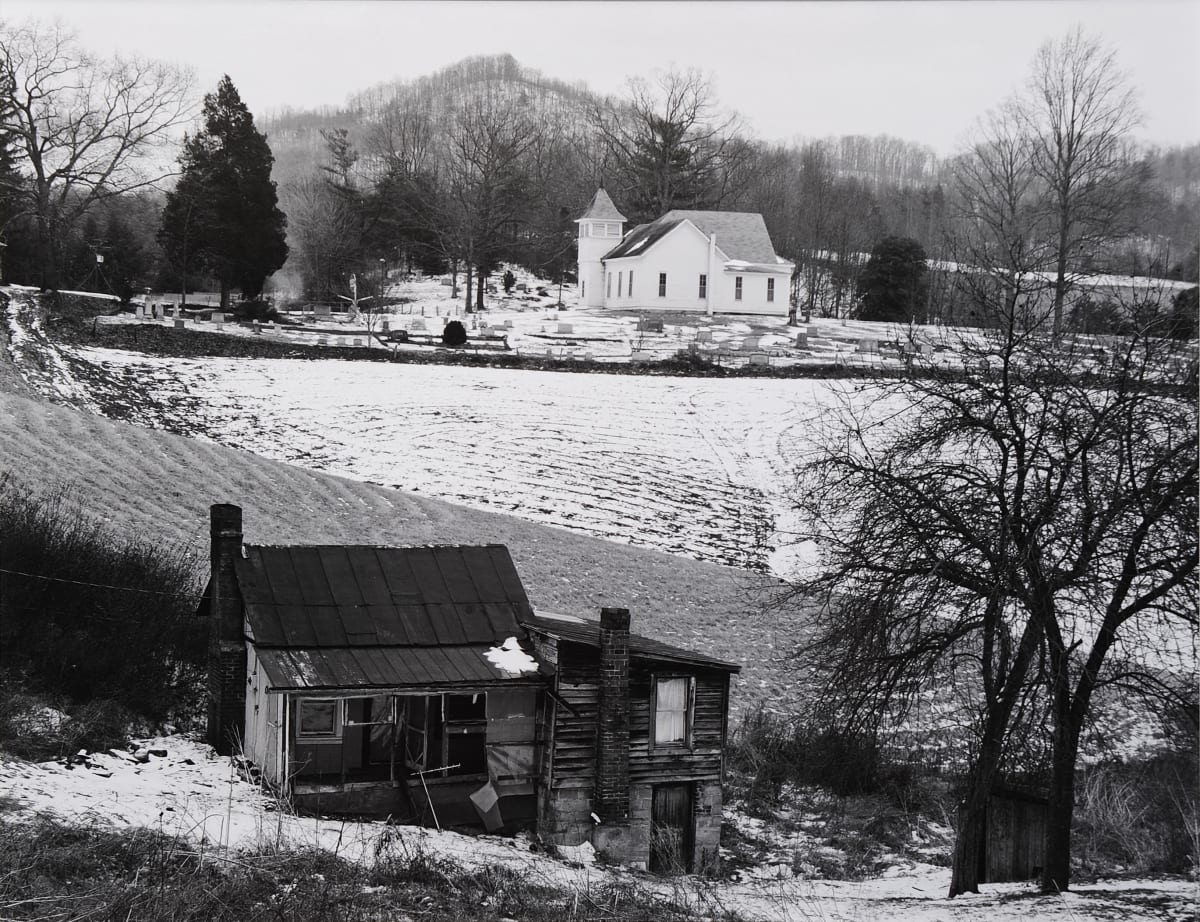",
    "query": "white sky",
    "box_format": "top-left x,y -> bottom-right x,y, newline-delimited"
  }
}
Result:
5,0 -> 1199,154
